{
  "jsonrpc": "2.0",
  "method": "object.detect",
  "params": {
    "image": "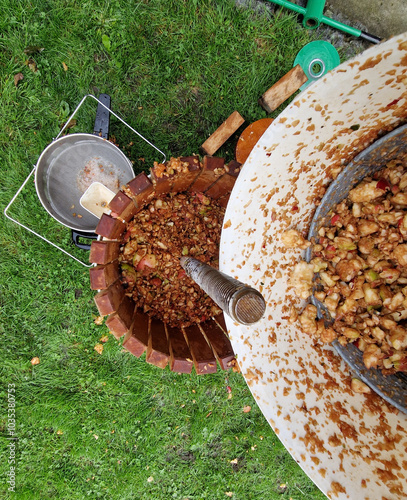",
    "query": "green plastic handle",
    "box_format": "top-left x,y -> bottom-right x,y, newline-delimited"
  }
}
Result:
303,0 -> 325,28
266,0 -> 381,42
321,15 -> 361,37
